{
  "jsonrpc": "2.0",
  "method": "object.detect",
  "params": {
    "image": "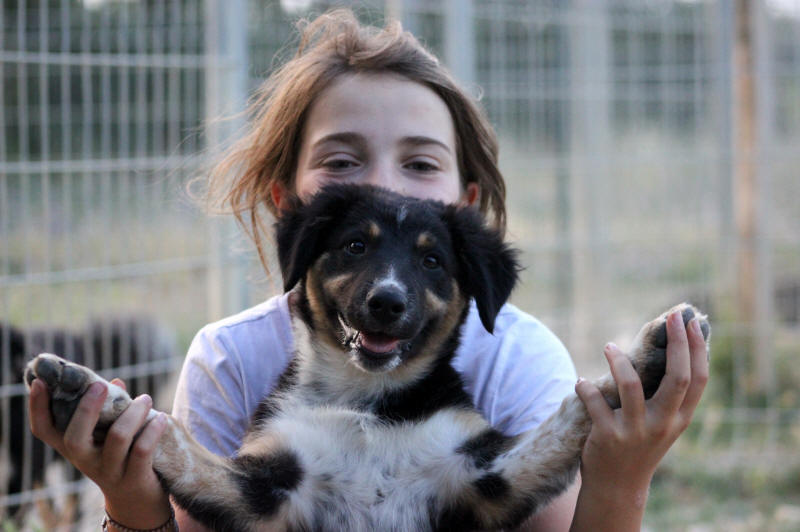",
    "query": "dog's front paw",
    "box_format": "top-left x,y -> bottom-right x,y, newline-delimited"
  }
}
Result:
25,353 -> 132,439
628,303 -> 710,400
